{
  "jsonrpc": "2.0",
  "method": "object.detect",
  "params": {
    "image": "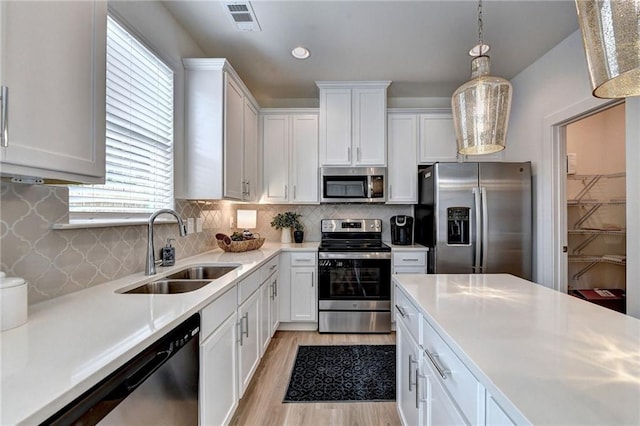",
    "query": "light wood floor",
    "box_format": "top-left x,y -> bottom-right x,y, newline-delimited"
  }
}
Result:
230,331 -> 401,426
